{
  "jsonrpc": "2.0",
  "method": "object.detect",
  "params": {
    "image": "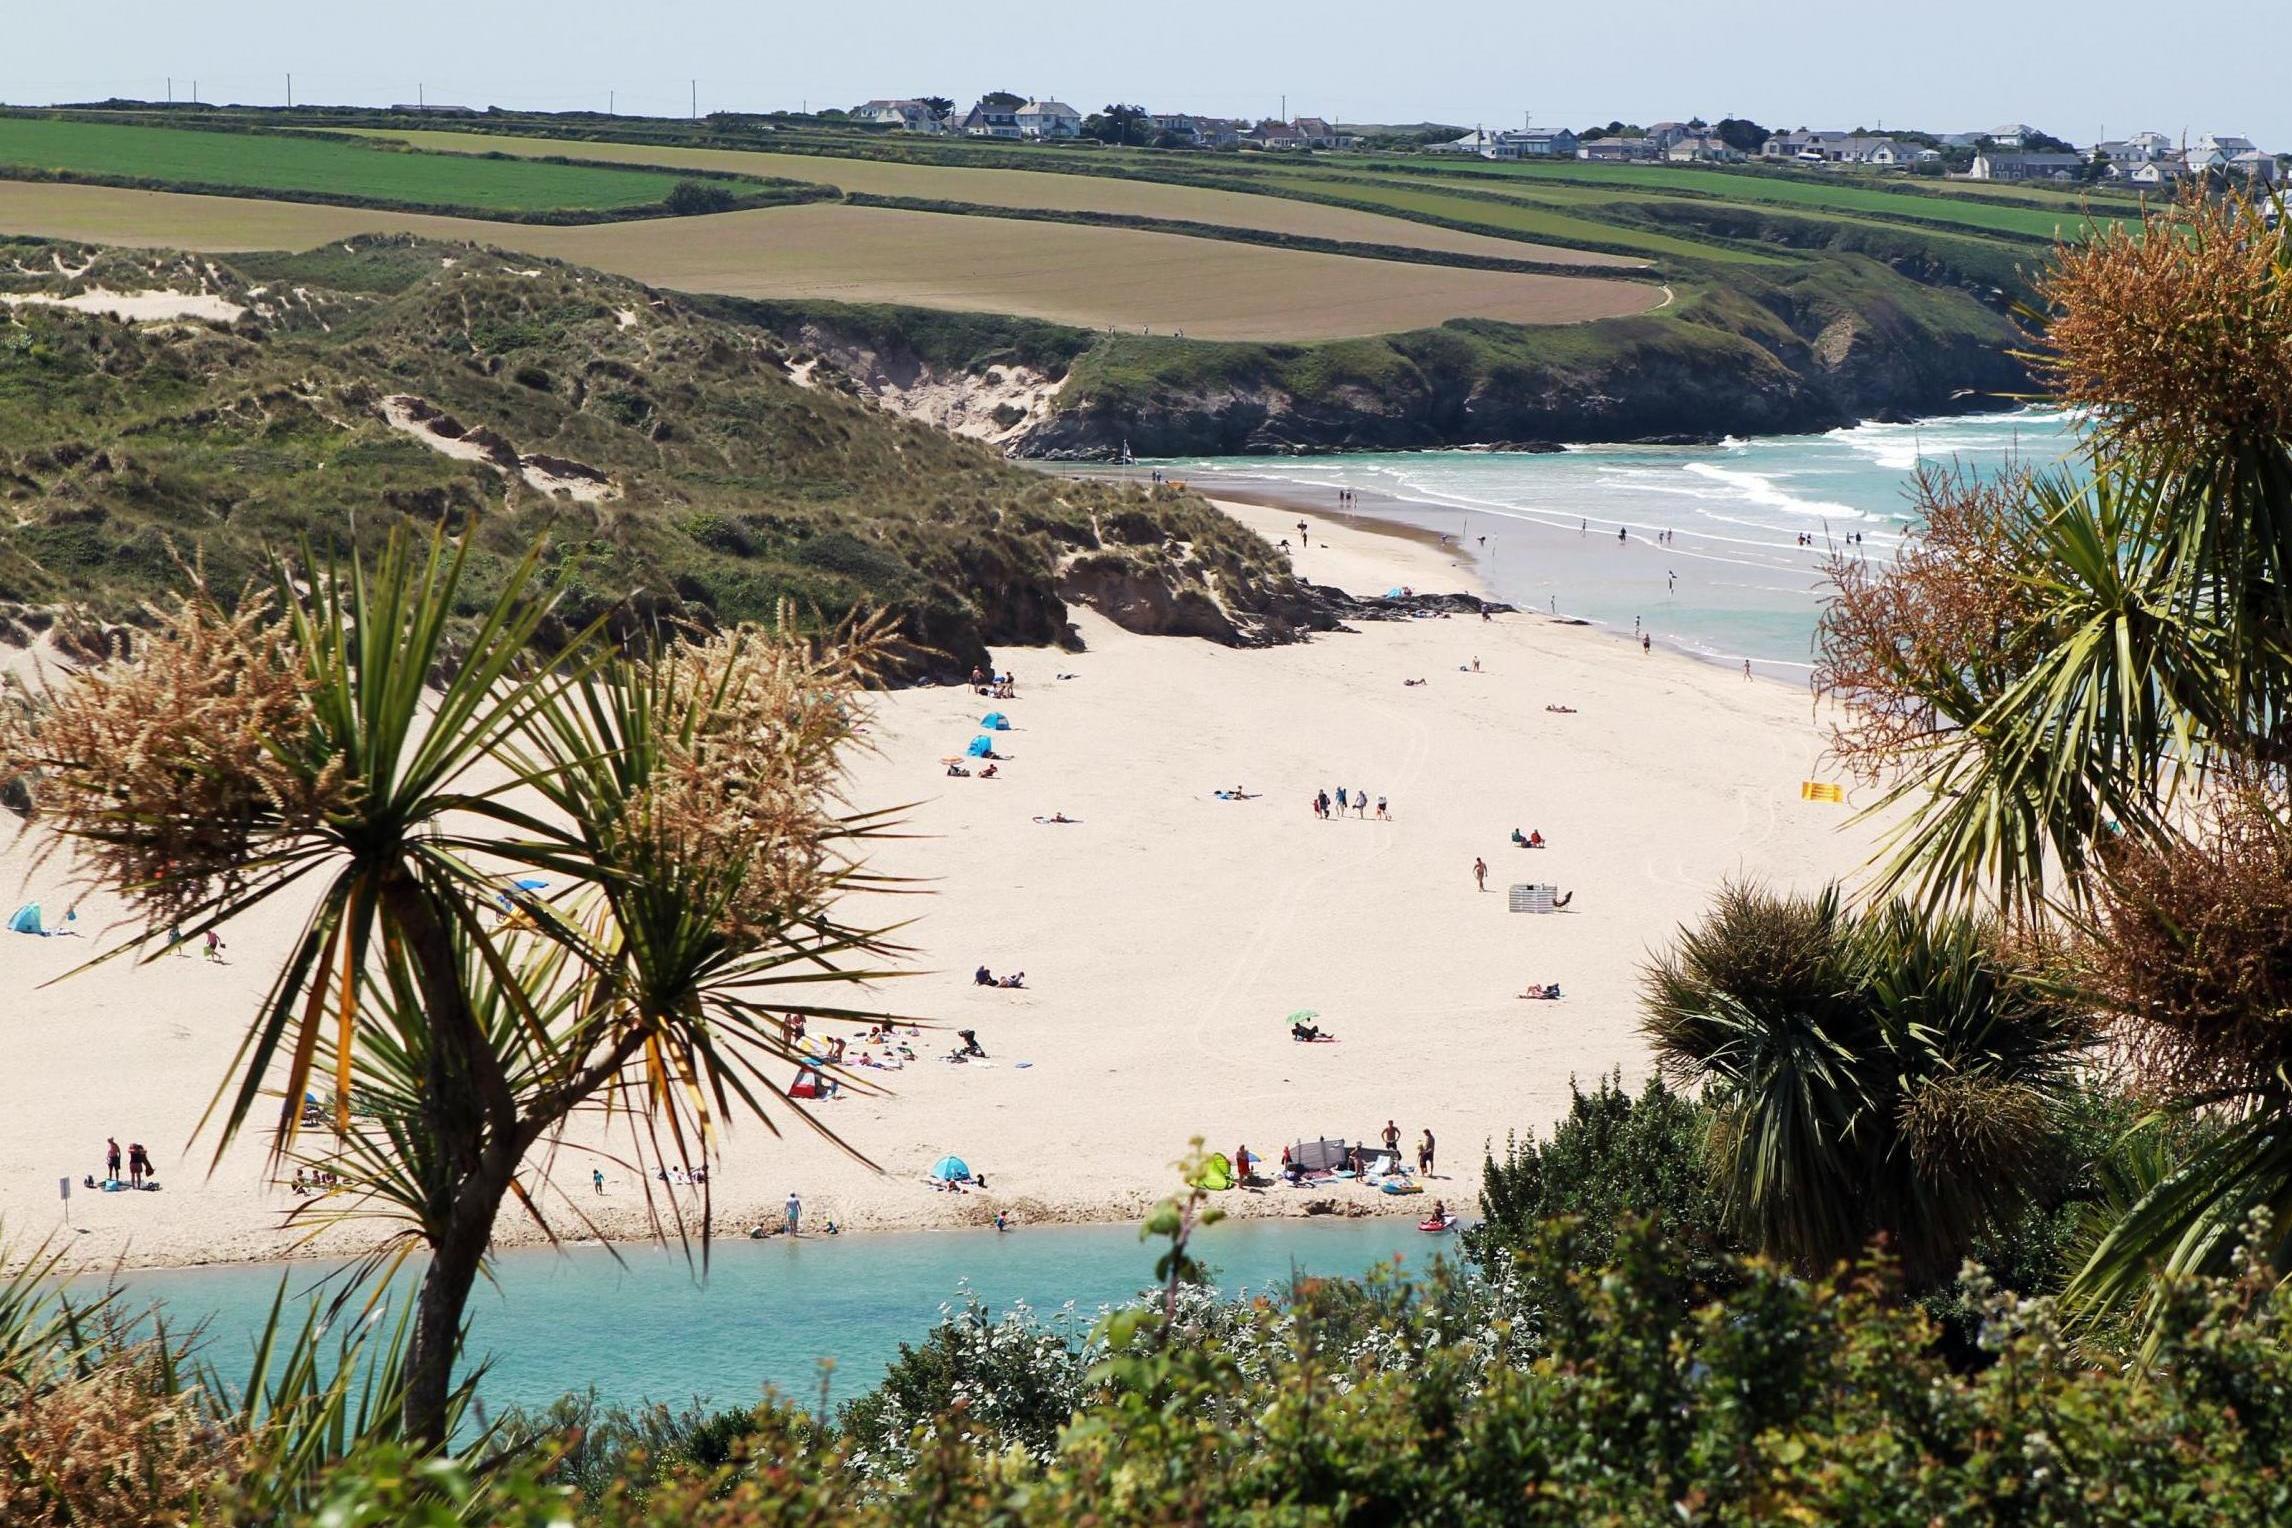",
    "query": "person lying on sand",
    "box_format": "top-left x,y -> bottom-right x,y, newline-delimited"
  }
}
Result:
1291,1021 -> 1332,1042
1033,813 -> 1077,824
946,763 -> 971,777
1519,982 -> 1563,1000
1213,787 -> 1258,800
1545,704 -> 1577,714
1403,678 -> 1426,687
998,972 -> 1025,989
